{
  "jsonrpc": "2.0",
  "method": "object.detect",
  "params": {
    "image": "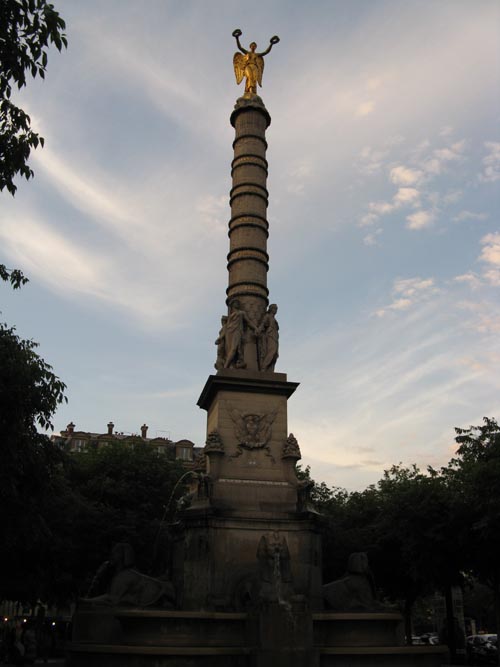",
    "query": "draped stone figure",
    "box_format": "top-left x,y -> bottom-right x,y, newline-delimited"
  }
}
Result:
232,29 -> 280,96
257,303 -> 279,371
214,315 -> 228,370
224,300 -> 258,369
